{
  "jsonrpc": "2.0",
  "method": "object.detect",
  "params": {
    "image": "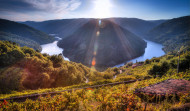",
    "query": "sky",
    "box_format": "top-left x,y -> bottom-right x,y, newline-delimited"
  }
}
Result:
0,0 -> 189,21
